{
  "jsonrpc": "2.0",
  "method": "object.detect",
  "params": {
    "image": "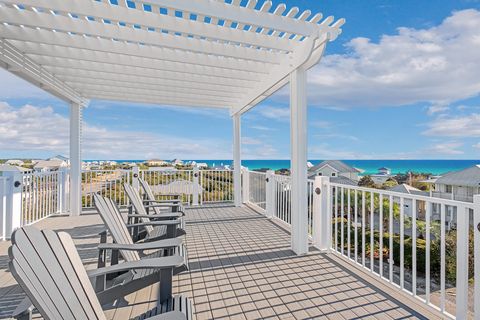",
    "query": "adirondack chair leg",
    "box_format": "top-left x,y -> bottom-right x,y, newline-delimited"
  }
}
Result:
159,268 -> 173,303
106,248 -> 121,281
167,225 -> 176,238
96,231 -> 107,292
